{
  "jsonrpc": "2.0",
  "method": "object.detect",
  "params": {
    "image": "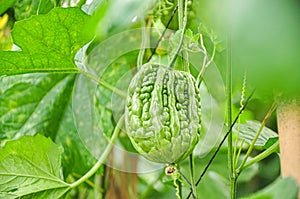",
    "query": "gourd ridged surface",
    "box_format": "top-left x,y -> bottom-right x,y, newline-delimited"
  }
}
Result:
125,64 -> 201,163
